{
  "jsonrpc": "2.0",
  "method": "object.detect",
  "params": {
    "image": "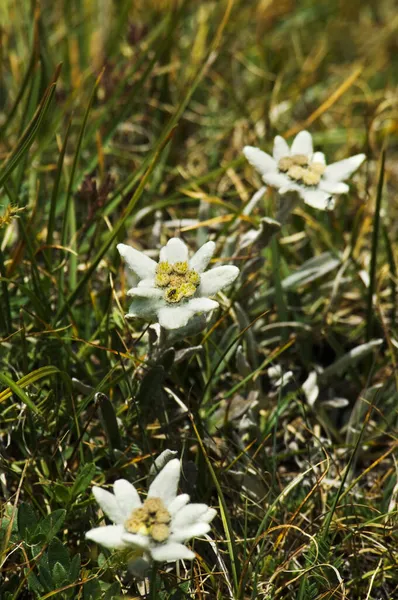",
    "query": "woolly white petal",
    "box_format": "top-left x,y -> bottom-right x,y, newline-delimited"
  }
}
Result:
117,243 -> 157,280
86,525 -> 126,549
198,266 -> 239,296
302,189 -> 334,211
279,183 -> 302,195
137,278 -> 155,288
150,542 -> 195,562
263,170 -> 292,190
127,286 -> 163,299
172,504 -> 210,529
184,297 -> 219,313
148,458 -> 180,506
243,146 -> 276,176
170,522 -> 211,543
92,487 -> 124,524
189,241 -> 215,273
324,153 -> 365,182
291,130 -> 313,156
319,180 -> 349,195
157,306 -> 194,330
159,238 -> 188,264
312,151 -> 326,165
273,136 -> 290,161
121,533 -> 151,549
113,479 -> 141,518
168,494 -> 190,516
202,508 -> 217,523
